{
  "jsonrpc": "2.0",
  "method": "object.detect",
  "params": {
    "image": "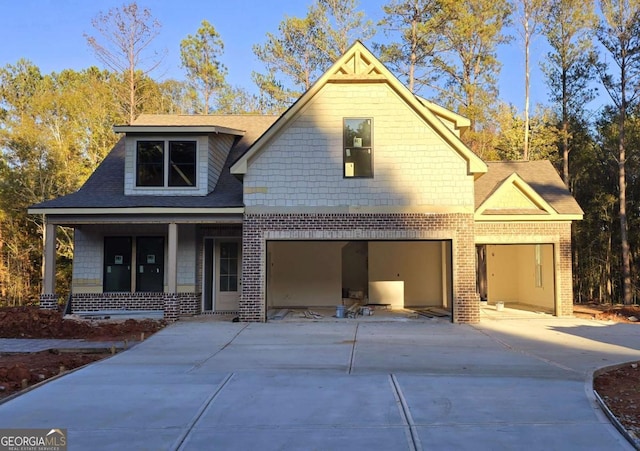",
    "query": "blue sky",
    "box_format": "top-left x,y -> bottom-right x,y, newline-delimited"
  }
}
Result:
0,0 -> 549,112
